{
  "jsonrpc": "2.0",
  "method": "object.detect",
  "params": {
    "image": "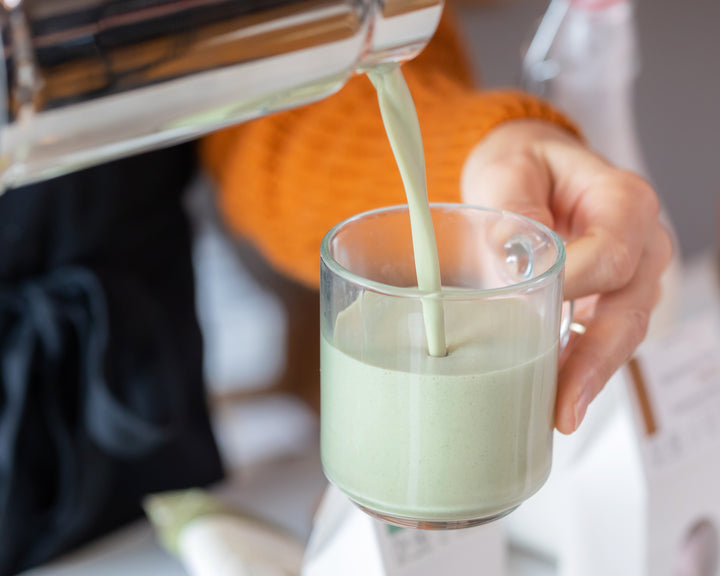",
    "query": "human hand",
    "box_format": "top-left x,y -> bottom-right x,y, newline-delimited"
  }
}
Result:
461,119 -> 672,434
